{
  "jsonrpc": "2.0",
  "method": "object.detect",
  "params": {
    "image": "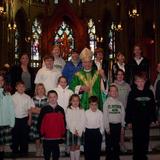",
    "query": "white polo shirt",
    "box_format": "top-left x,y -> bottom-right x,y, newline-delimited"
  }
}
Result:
12,92 -> 35,118
34,67 -> 61,93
